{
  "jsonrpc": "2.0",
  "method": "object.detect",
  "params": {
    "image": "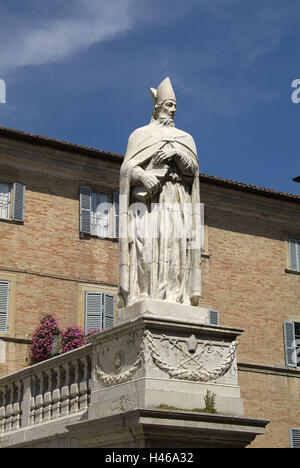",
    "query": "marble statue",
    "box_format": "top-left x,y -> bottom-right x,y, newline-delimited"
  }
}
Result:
119,77 -> 201,308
